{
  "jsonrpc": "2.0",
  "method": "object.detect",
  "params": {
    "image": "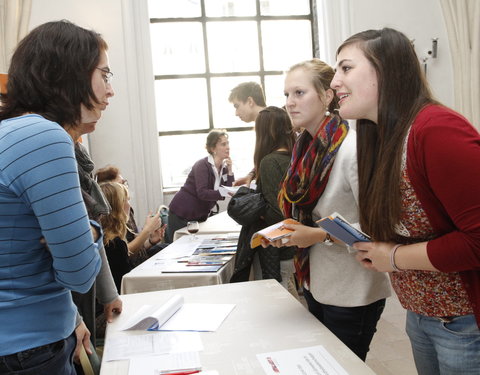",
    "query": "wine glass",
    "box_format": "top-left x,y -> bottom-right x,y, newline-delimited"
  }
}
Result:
187,221 -> 199,240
